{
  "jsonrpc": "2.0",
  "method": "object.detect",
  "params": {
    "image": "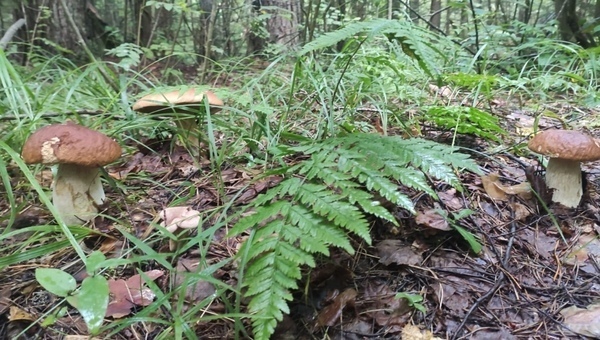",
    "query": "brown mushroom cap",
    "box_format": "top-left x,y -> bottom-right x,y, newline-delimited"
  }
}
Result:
528,129 -> 600,161
21,122 -> 122,167
132,89 -> 223,114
